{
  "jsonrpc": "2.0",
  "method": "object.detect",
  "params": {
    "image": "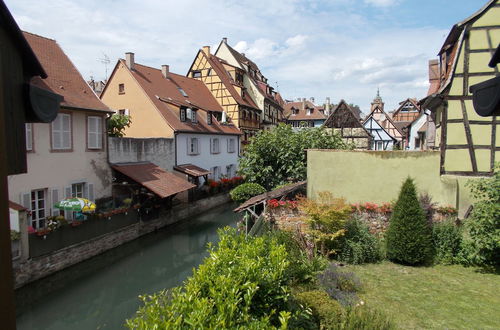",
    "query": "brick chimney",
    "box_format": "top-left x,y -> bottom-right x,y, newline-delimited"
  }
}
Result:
302,98 -> 306,110
125,52 -> 135,70
161,65 -> 169,79
222,37 -> 228,44
202,46 -> 210,55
